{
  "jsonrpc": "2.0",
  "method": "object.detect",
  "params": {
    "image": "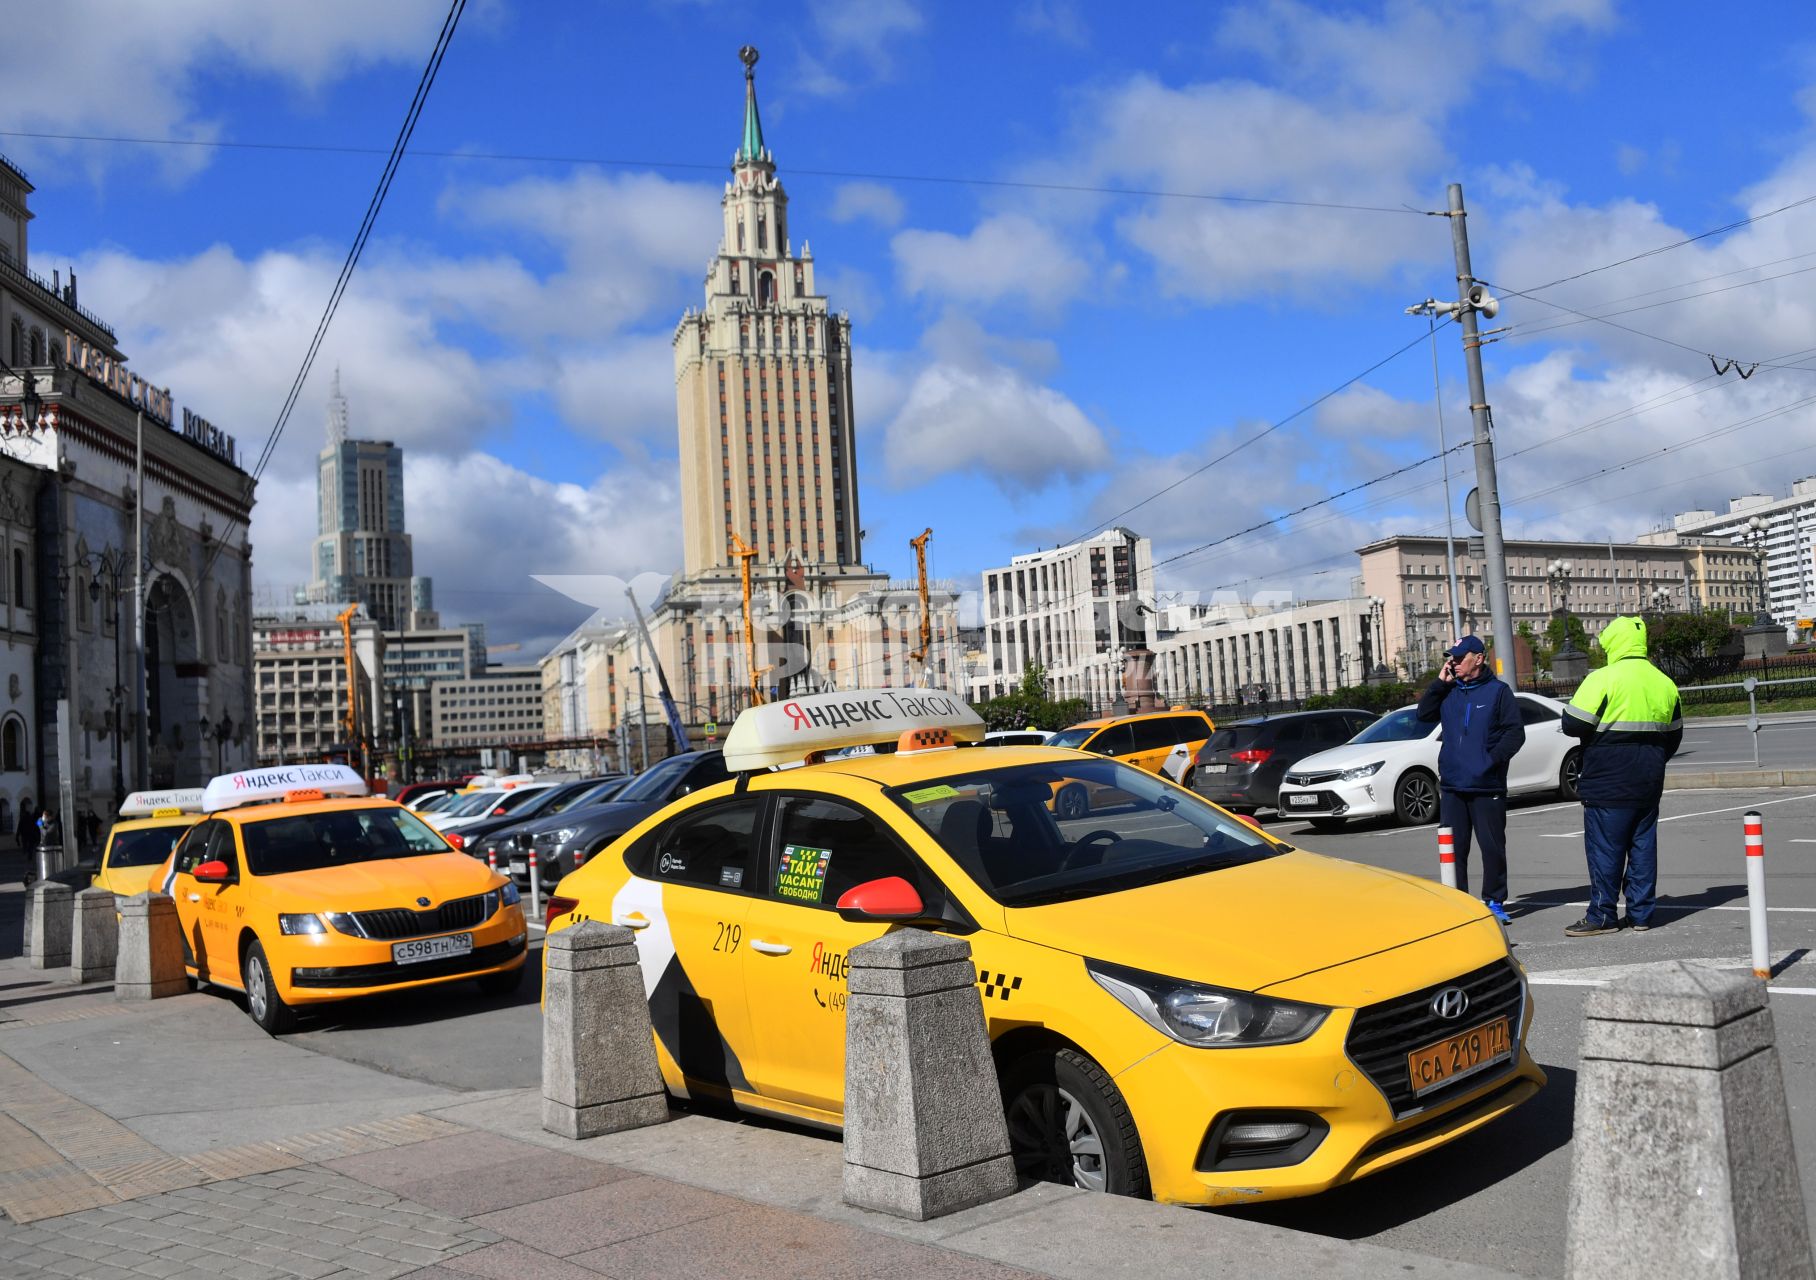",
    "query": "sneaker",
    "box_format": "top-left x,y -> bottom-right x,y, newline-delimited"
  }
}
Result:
1565,917 -> 1618,937
1486,900 -> 1511,925
1621,918 -> 1652,932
